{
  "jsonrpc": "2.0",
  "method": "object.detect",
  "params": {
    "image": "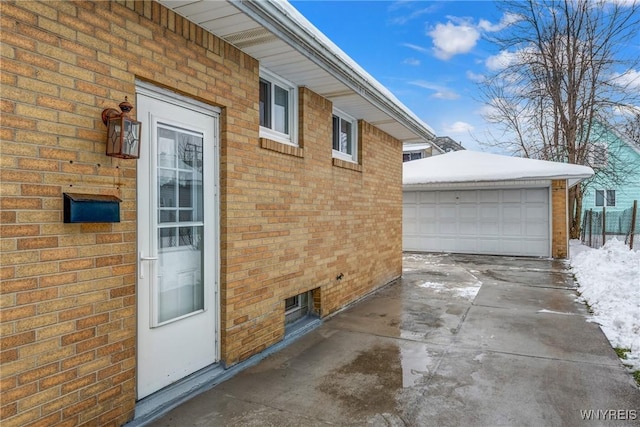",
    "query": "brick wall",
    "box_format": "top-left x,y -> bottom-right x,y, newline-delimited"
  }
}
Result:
222,87 -> 402,363
1,1 -> 403,426
0,1 -> 257,425
551,179 -> 569,258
